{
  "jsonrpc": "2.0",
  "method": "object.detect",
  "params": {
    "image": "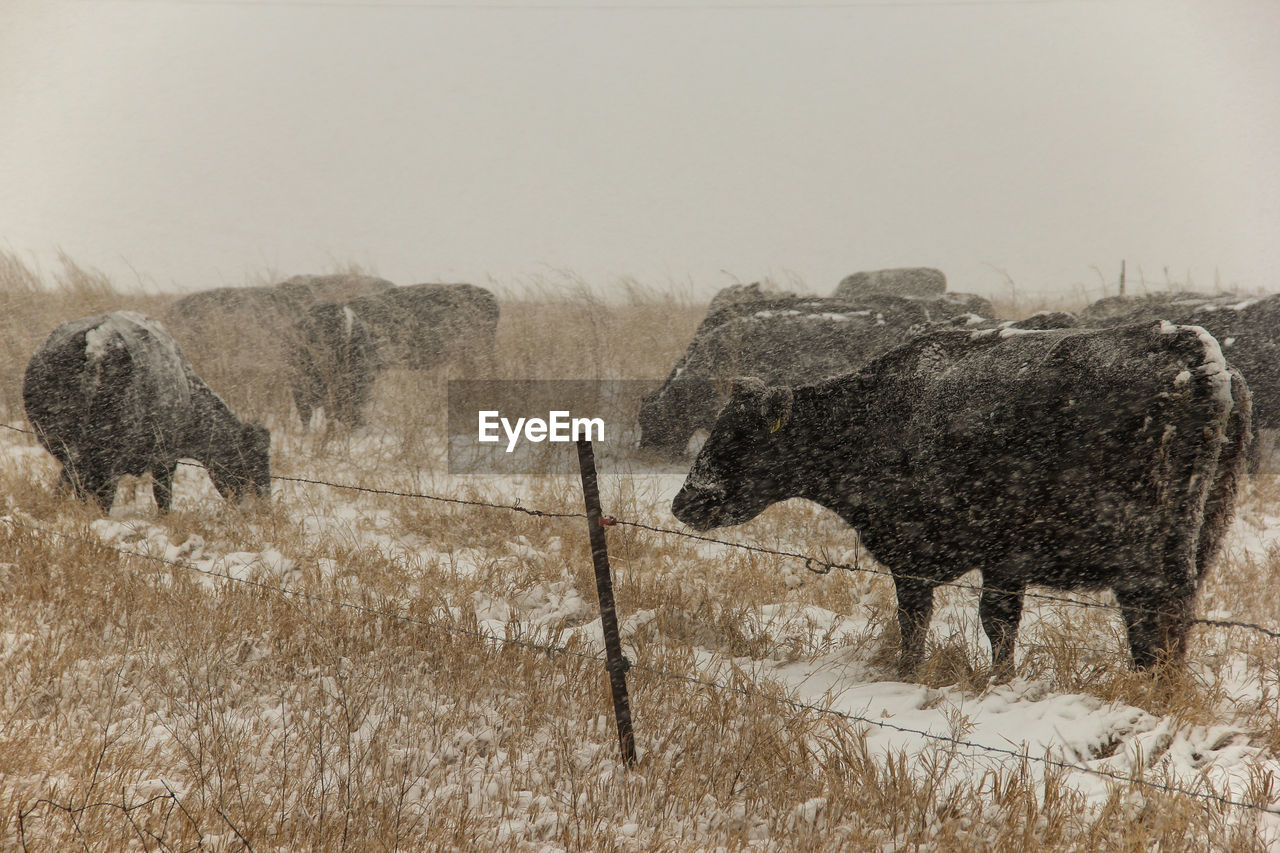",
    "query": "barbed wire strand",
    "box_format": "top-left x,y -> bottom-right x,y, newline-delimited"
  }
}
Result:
2,419 -> 1278,642
3,513 -> 1278,820
246,466 -> 1280,642
609,517 -> 1280,641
